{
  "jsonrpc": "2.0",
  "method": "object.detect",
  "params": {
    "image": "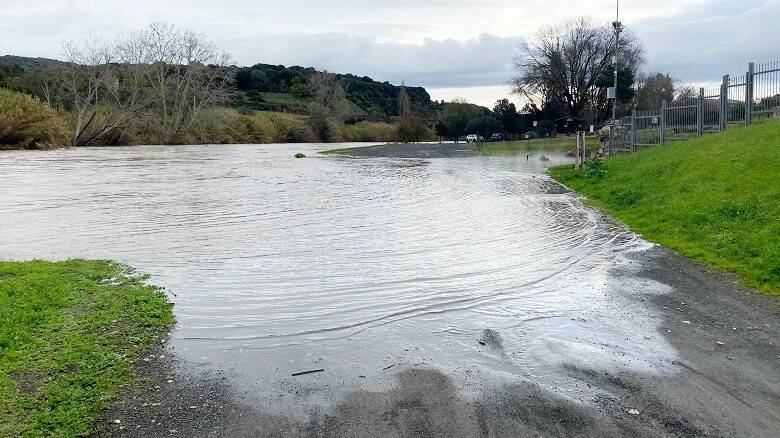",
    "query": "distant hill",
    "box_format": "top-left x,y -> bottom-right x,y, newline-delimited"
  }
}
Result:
0,55 -> 66,71
234,64 -> 439,118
